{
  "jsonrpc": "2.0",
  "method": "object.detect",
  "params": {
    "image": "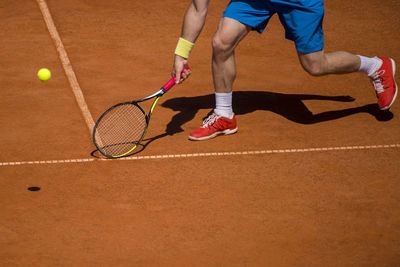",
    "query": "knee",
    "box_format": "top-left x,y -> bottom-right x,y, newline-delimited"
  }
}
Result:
302,61 -> 325,76
299,52 -> 327,76
212,34 -> 232,55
